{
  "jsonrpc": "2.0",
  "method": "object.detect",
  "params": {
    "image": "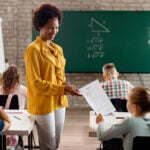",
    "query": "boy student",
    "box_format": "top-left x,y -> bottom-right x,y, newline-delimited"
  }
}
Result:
101,63 -> 134,112
96,86 -> 150,150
